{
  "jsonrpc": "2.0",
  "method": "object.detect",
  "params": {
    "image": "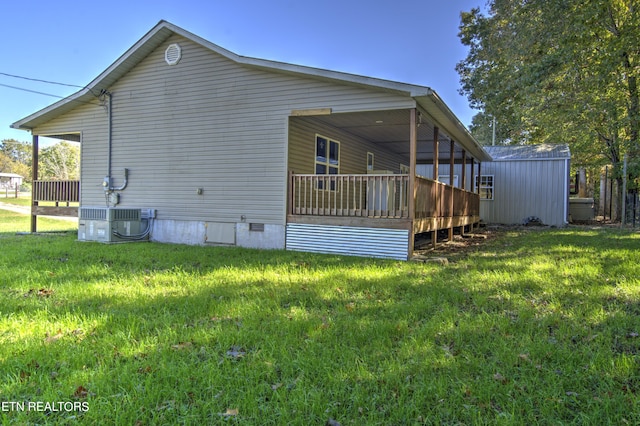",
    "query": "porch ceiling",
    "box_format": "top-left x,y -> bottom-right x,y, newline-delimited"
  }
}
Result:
310,109 -> 484,163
